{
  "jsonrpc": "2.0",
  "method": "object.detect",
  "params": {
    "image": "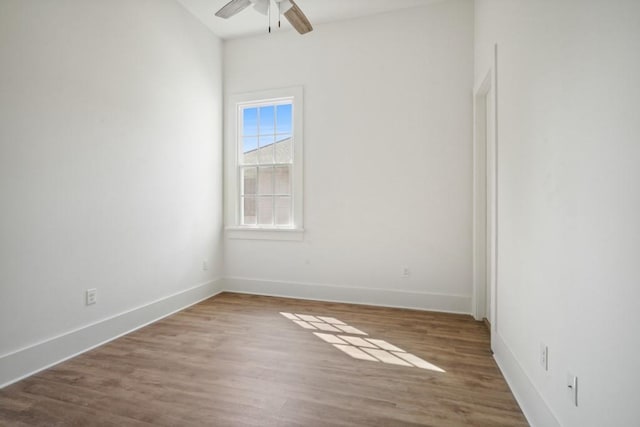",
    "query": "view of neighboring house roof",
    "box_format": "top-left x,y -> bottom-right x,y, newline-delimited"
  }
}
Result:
243,137 -> 292,164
